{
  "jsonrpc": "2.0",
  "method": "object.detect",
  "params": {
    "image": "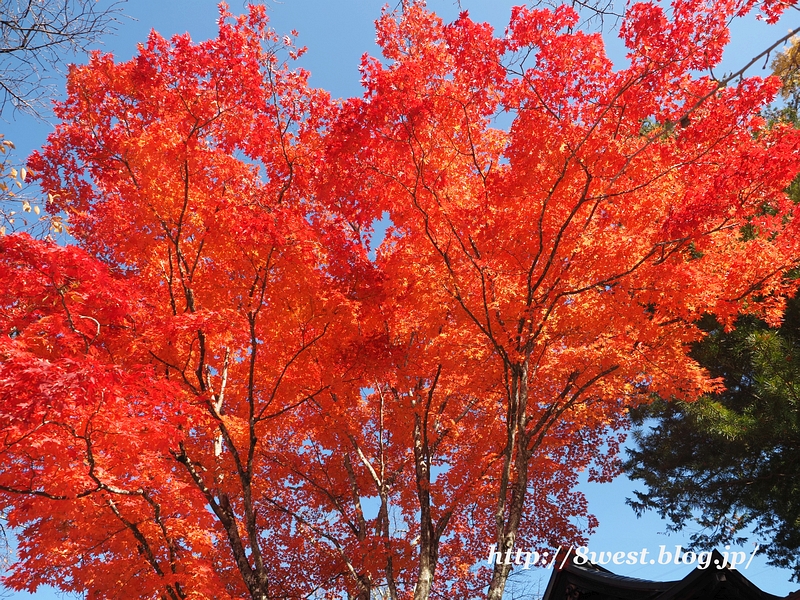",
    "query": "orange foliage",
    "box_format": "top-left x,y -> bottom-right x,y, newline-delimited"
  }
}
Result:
0,1 -> 798,598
